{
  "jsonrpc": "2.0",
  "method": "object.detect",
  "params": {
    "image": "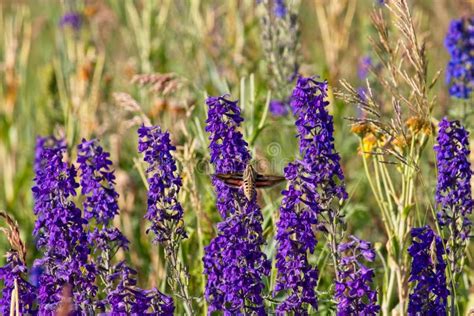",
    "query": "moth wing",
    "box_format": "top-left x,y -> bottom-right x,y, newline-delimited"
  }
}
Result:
255,174 -> 286,188
213,173 -> 243,188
